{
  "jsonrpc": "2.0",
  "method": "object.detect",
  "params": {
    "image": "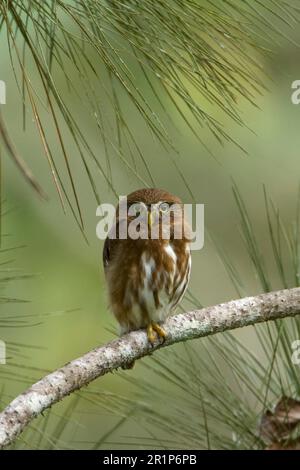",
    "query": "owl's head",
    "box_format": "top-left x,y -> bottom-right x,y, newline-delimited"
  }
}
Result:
116,188 -> 189,241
